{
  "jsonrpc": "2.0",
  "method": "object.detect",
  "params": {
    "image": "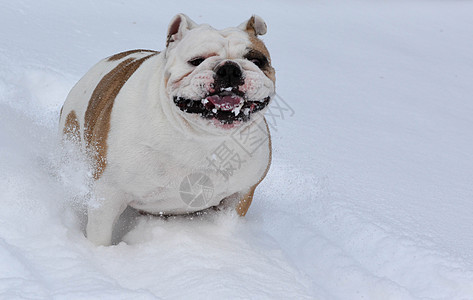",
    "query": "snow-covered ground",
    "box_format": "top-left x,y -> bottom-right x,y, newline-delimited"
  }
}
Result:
1,0 -> 473,298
